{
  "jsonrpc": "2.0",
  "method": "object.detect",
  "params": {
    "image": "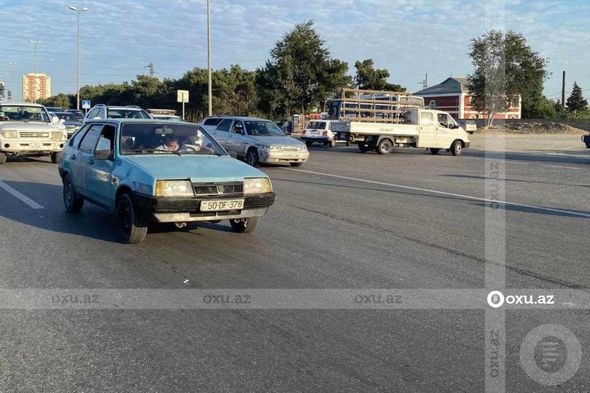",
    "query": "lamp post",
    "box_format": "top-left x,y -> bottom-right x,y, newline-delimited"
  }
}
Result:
28,41 -> 42,103
69,5 -> 88,110
207,0 -> 212,116
8,62 -> 17,101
